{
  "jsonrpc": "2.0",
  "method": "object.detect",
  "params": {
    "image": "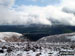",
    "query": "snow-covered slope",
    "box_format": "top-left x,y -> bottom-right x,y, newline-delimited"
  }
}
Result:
0,32 -> 24,42
37,32 -> 75,43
